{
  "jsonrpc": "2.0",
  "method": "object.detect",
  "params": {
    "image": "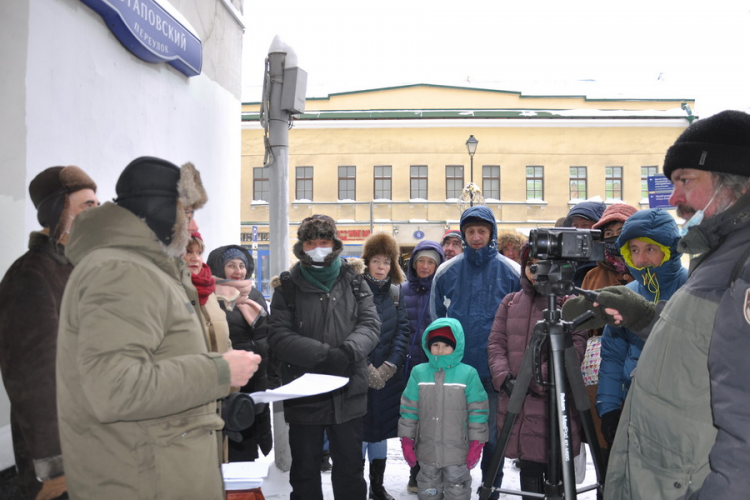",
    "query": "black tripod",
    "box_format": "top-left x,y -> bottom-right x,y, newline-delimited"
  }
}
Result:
479,260 -> 605,500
